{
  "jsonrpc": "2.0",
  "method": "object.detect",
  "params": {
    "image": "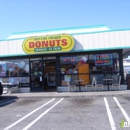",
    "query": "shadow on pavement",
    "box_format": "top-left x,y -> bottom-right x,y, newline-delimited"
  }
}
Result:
0,95 -> 18,107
